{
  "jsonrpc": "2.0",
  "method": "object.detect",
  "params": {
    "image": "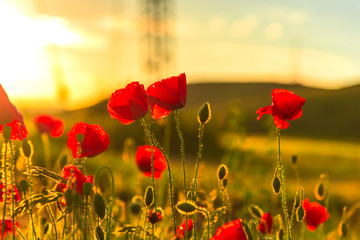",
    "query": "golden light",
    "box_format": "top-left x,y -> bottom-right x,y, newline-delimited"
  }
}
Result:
0,1 -> 82,100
